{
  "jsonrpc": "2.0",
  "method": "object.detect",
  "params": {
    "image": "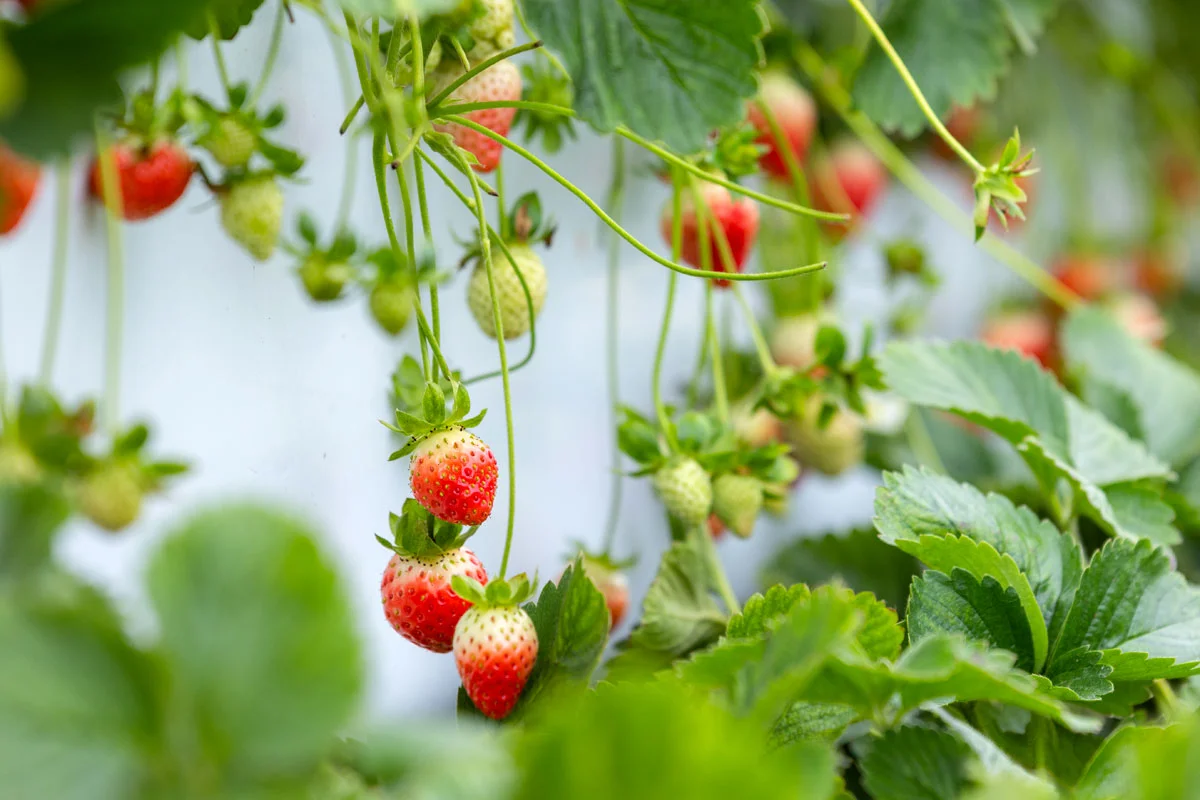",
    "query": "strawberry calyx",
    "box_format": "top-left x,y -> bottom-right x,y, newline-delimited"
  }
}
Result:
451,572 -> 537,609
385,378 -> 486,458
973,129 -> 1038,240
188,83 -> 303,178
458,191 -> 555,267
514,60 -> 577,154
566,544 -> 636,573
376,498 -> 478,559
